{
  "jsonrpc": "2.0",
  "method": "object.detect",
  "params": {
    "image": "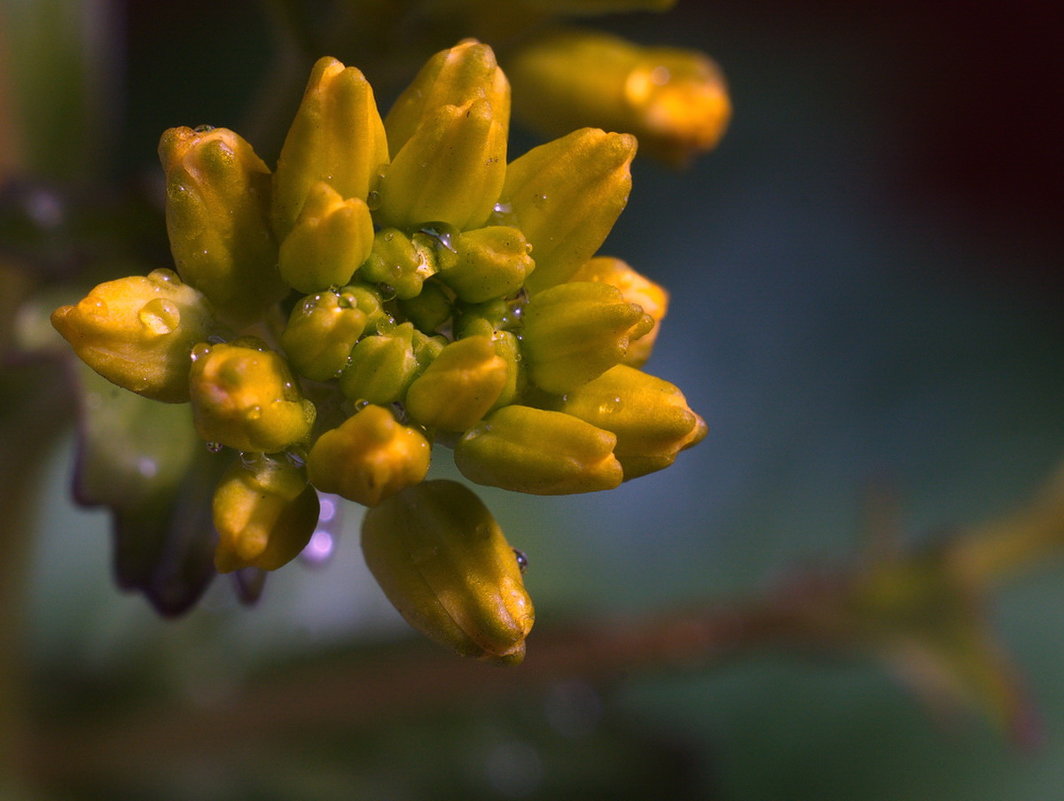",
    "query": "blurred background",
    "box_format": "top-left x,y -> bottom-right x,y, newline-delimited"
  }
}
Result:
2,0 -> 1063,798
